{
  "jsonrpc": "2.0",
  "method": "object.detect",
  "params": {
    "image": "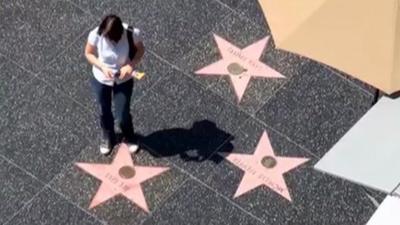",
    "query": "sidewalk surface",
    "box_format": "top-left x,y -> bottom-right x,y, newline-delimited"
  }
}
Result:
0,0 -> 383,224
